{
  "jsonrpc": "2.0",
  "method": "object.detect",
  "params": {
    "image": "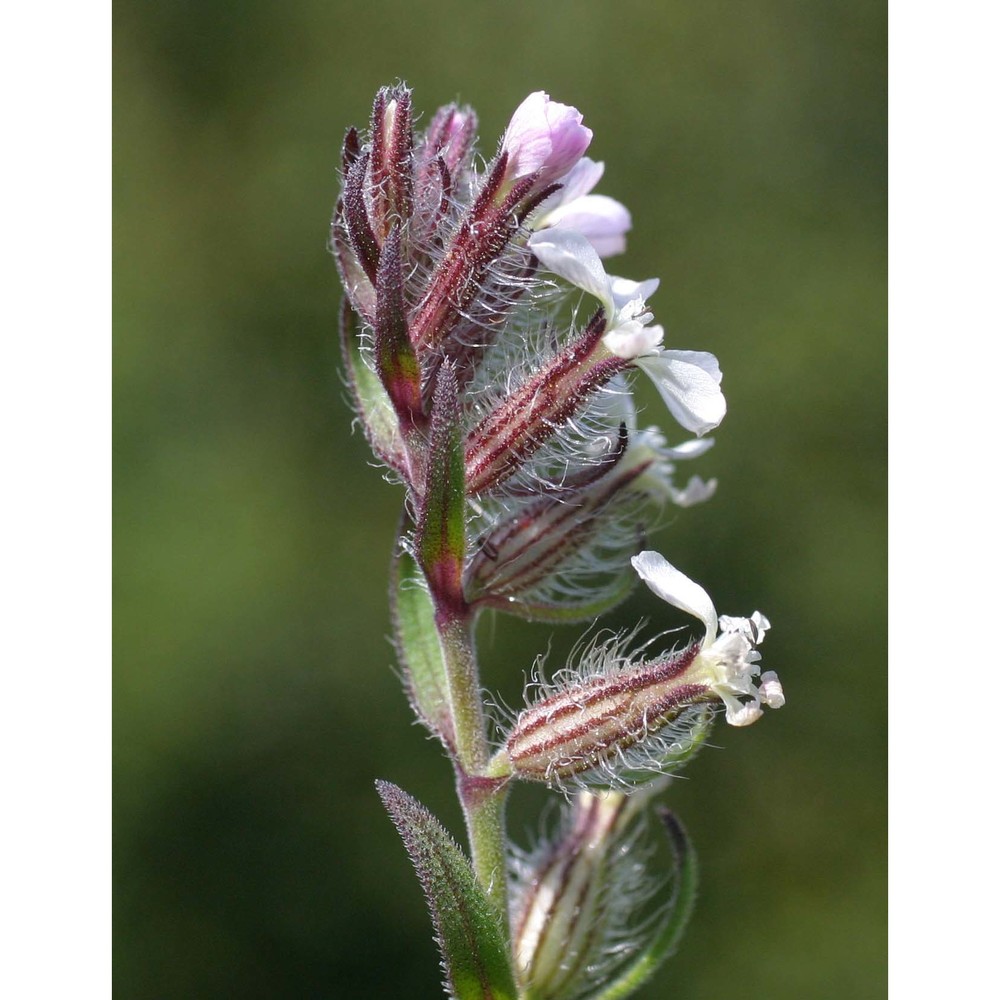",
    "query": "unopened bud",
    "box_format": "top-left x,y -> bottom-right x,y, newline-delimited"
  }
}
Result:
500,91 -> 592,193
421,102 -> 478,175
368,86 -> 414,238
465,426 -> 633,604
511,790 -> 645,998
464,310 -> 630,496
